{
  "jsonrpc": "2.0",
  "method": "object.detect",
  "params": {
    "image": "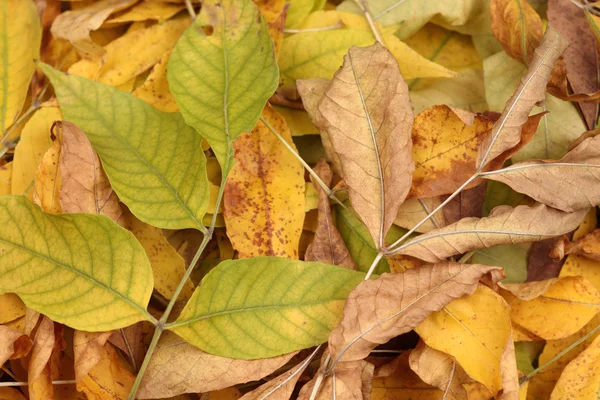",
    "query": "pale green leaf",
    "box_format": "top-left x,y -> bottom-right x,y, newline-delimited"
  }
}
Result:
40,64 -> 210,231
483,50 -> 586,161
472,243 -> 530,283
0,195 -> 154,331
168,0 -> 278,174
168,257 -> 365,359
